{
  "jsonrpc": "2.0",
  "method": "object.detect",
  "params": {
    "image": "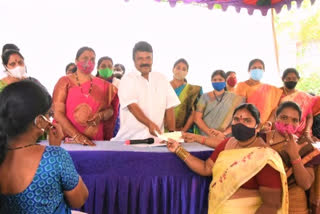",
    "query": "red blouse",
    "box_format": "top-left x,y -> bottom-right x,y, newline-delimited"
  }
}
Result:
210,139 -> 282,189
